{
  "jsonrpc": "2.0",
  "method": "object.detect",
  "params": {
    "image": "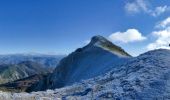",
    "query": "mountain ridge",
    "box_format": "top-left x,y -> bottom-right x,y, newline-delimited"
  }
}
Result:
47,35 -> 131,89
